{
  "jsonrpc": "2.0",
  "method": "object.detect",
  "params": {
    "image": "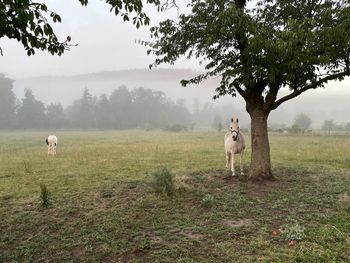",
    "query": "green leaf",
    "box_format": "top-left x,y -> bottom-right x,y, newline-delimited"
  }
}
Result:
52,14 -> 62,23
